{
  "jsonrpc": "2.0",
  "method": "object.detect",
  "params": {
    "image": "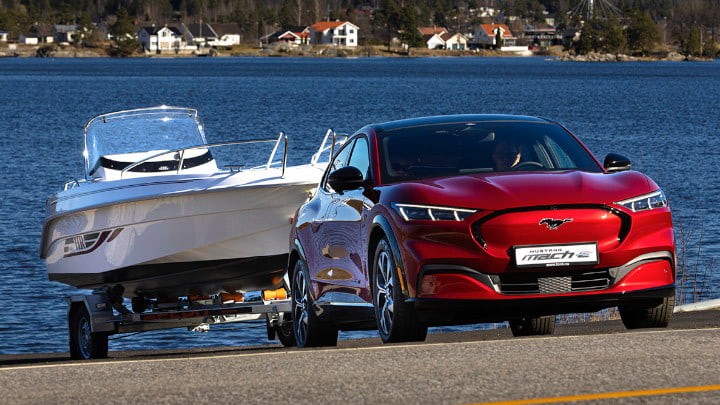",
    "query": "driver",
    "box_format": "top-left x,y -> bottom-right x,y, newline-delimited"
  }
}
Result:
491,140 -> 521,171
